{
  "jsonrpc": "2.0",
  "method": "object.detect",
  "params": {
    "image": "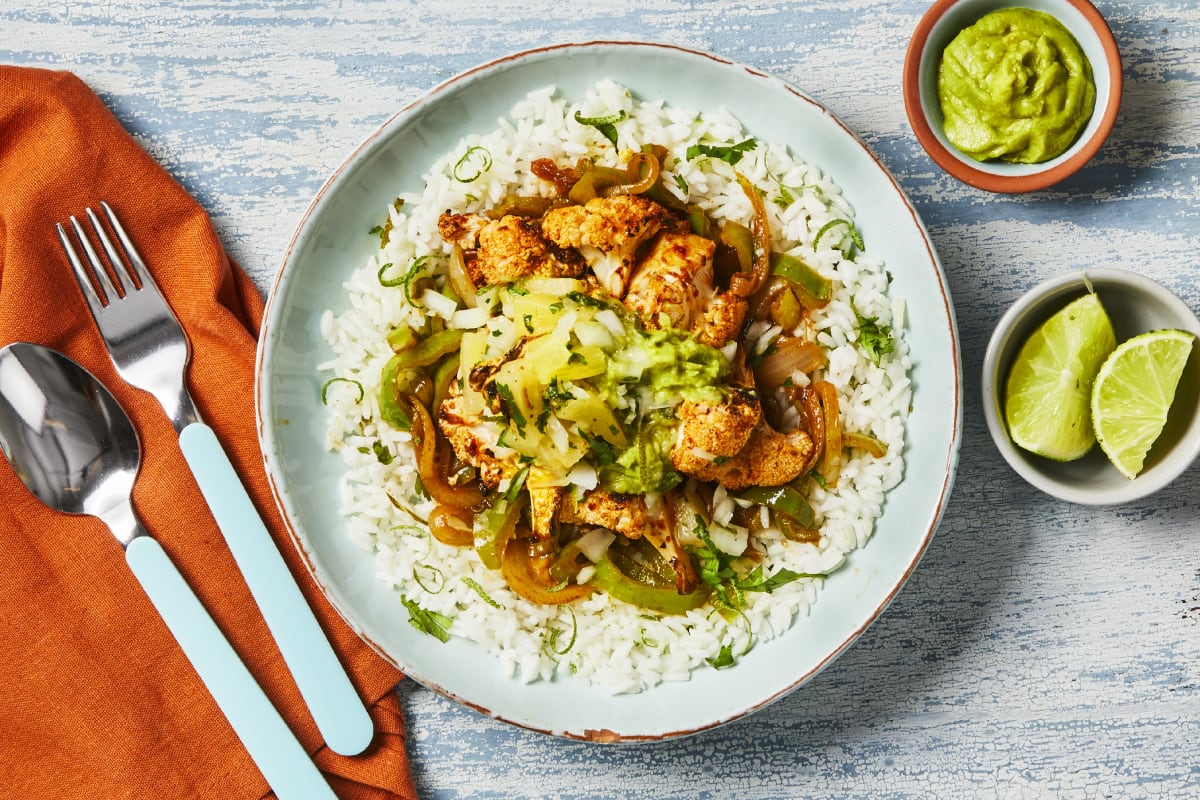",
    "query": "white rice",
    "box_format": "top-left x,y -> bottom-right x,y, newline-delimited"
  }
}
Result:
319,81 -> 912,693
